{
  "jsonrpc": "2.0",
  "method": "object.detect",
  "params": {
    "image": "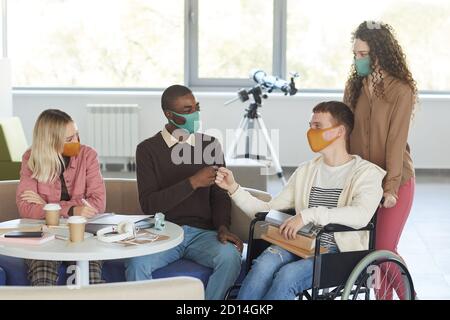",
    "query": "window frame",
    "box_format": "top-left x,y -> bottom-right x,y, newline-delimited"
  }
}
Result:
186,0 -> 287,89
